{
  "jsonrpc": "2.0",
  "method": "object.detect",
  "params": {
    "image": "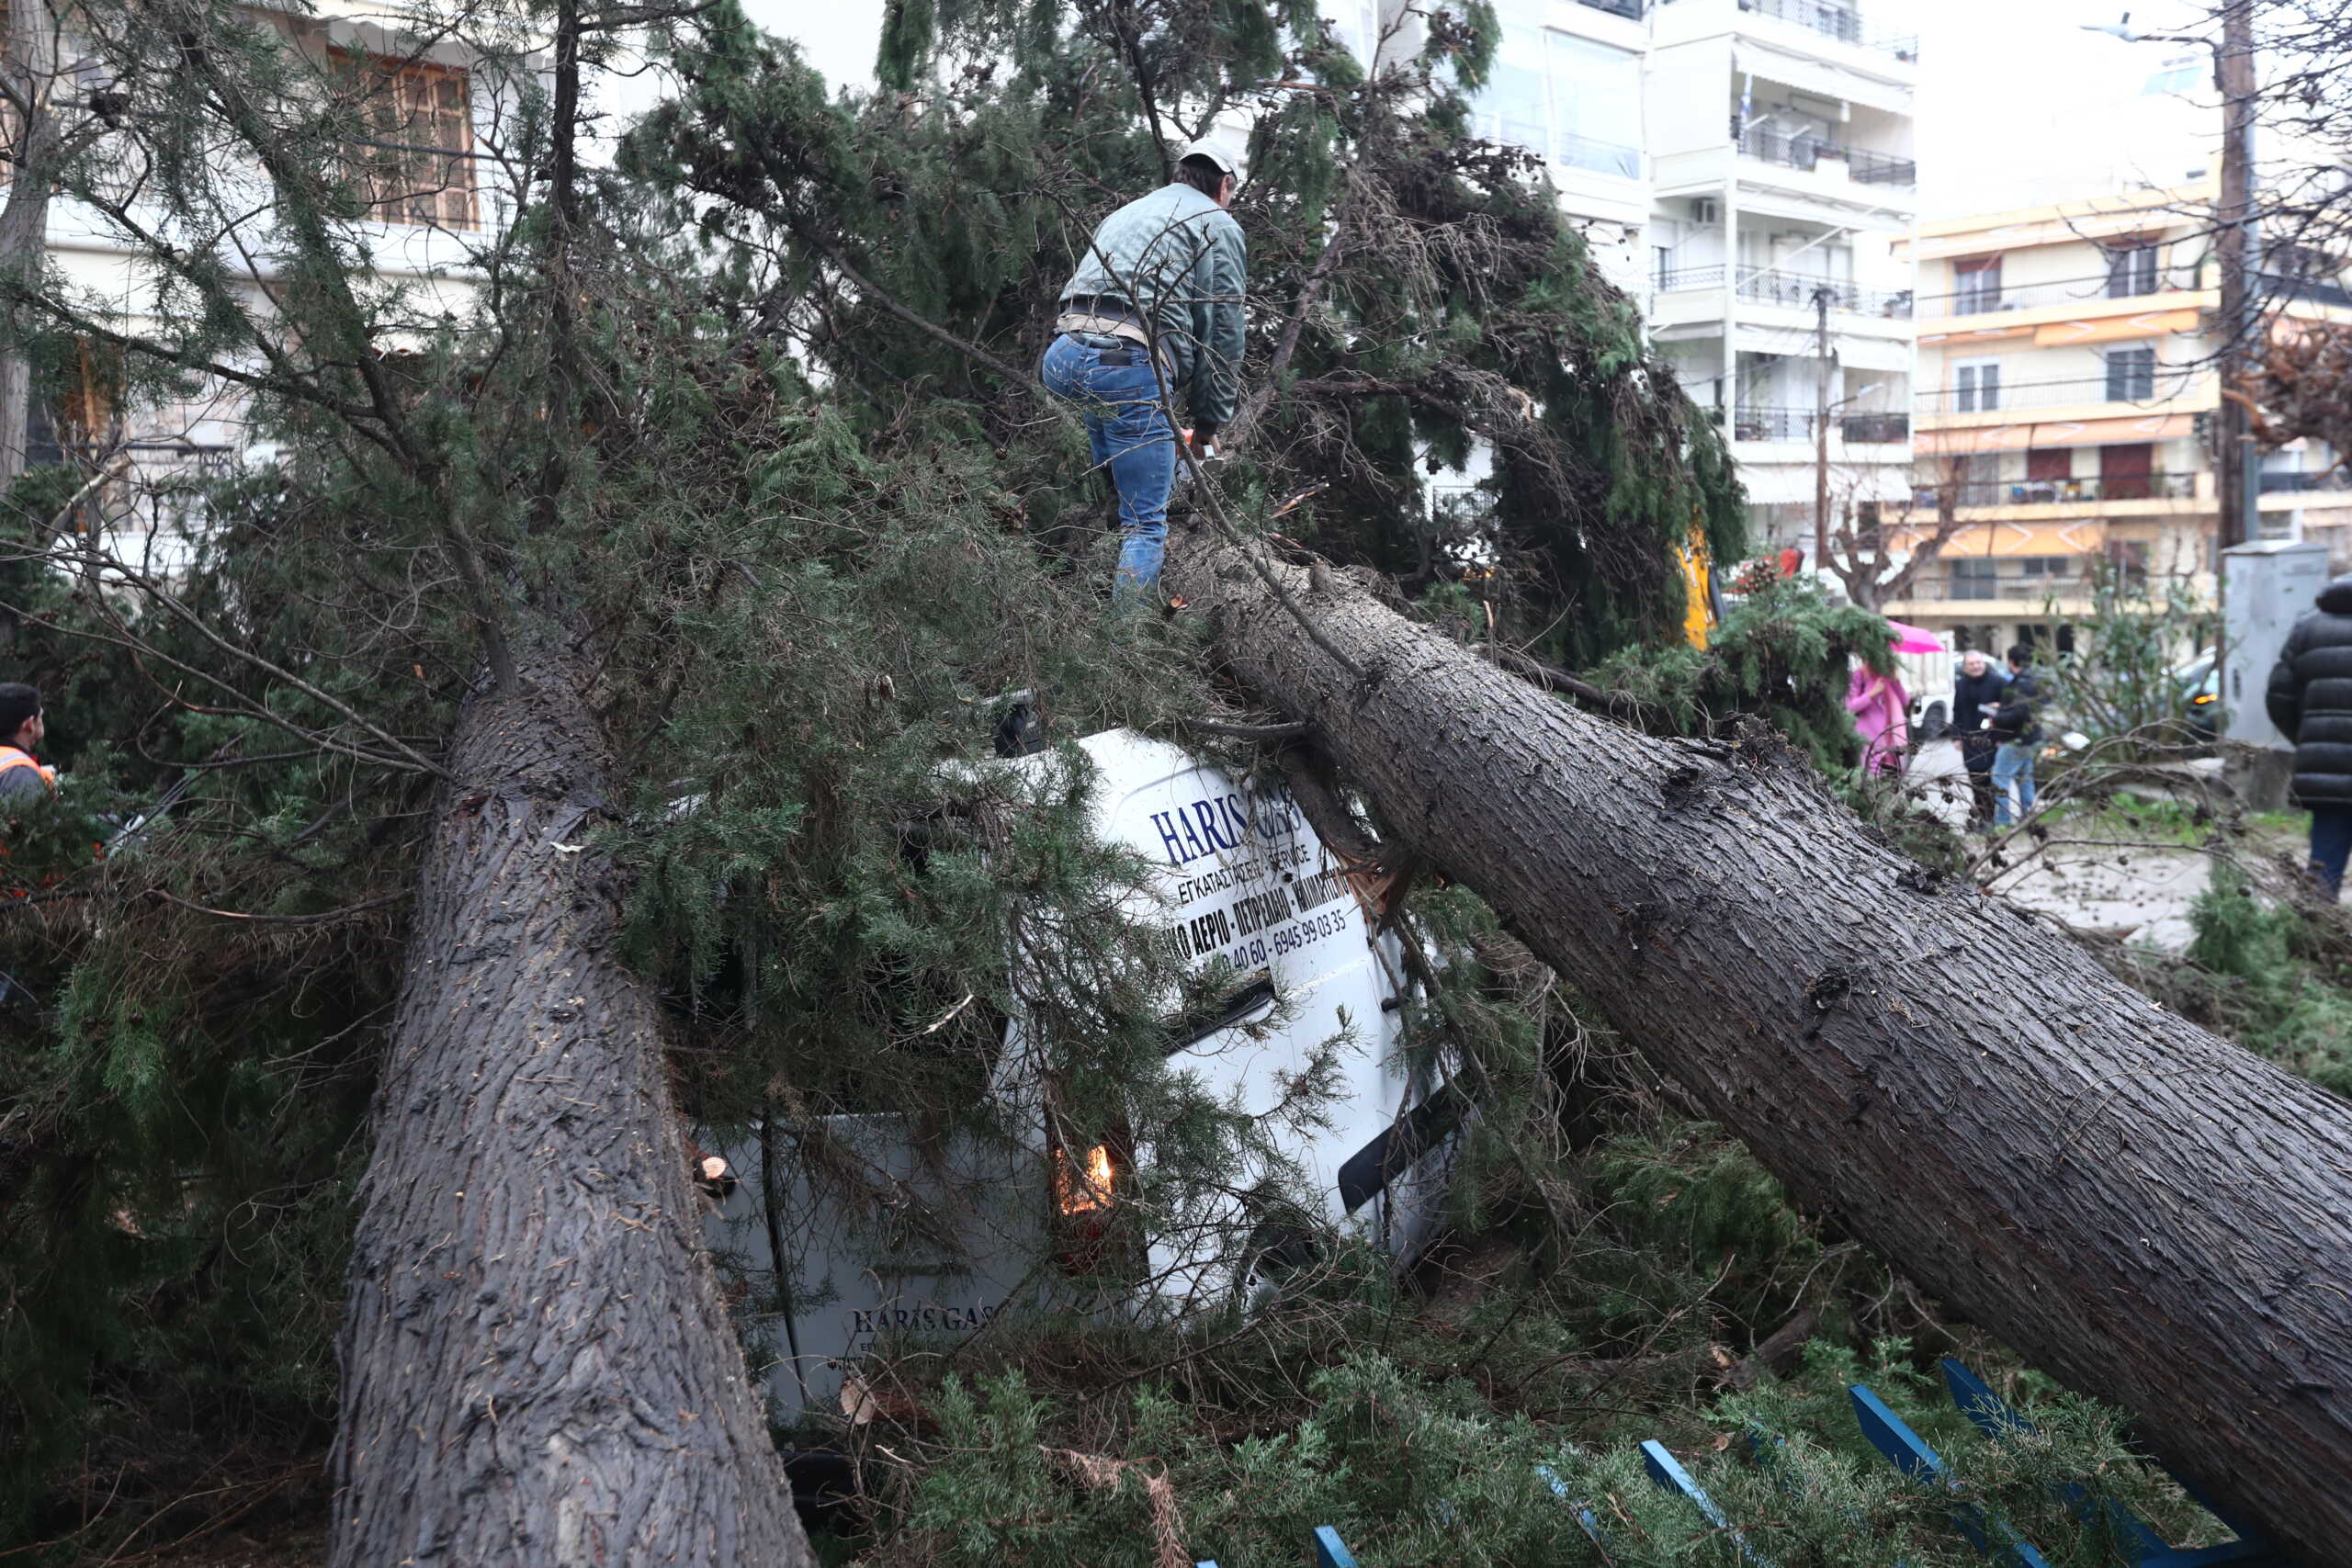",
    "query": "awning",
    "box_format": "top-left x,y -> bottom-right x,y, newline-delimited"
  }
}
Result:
1884,520 -> 2108,557
1834,335 -> 1915,372
2031,308 -> 2203,346
1915,412 -> 2196,455
1918,324 -> 2036,345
